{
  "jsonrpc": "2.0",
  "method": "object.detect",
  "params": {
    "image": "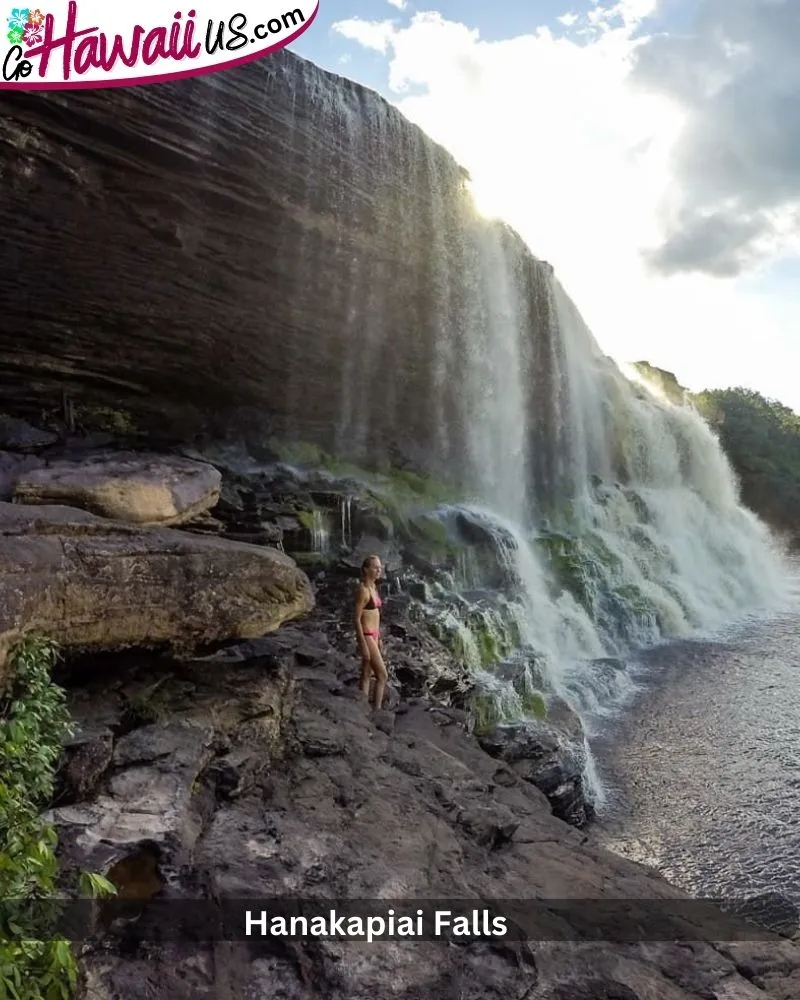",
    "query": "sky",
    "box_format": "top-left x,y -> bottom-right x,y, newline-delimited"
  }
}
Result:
291,0 -> 800,410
